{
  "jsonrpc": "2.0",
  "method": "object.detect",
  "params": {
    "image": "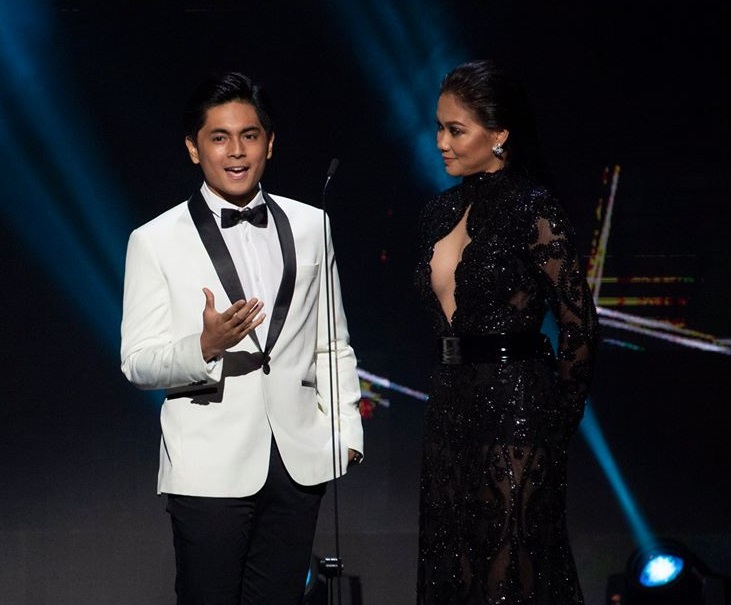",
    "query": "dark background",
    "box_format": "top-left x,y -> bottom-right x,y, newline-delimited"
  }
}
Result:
1,1 -> 729,604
